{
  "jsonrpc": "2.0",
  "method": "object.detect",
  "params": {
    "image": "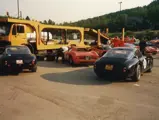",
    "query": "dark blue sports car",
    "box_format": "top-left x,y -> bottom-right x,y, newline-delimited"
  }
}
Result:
94,47 -> 153,81
0,45 -> 37,75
